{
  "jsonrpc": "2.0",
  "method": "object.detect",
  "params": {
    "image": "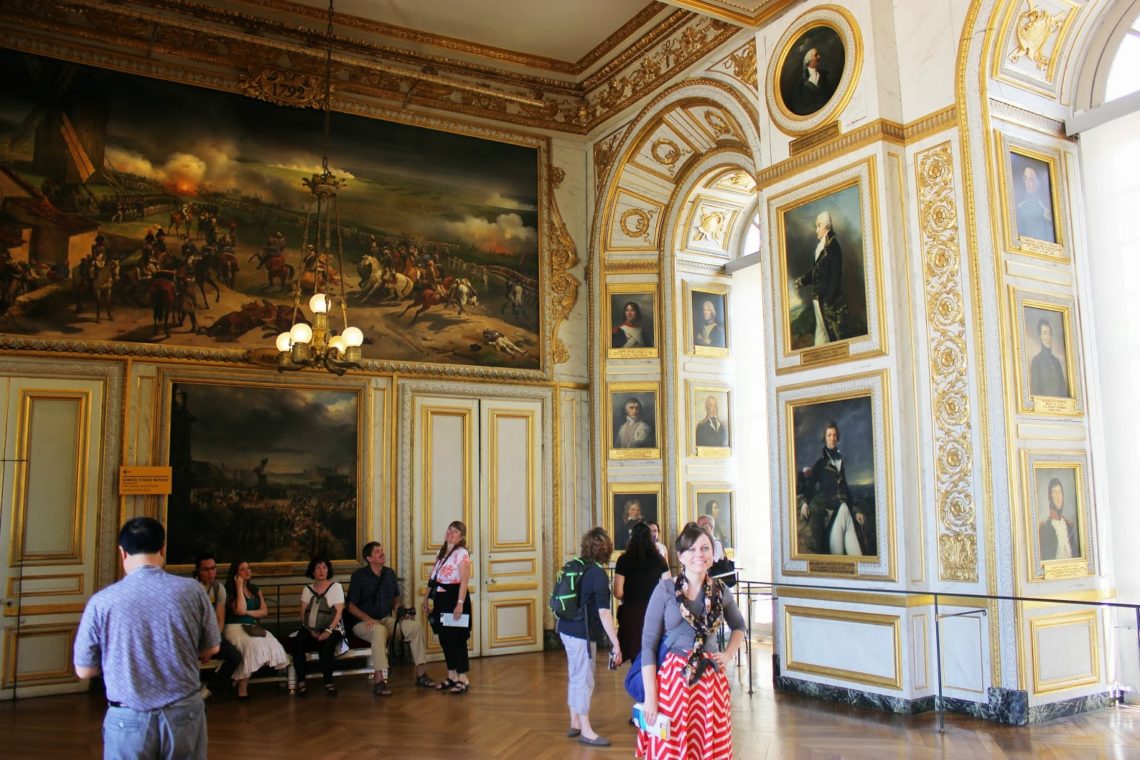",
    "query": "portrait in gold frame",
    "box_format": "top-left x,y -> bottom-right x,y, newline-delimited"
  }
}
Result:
1009,287 -> 1083,416
764,5 -> 863,136
778,371 -> 894,580
1020,451 -> 1093,582
688,381 -> 731,458
768,157 -> 886,374
997,134 -> 1069,260
606,282 -> 660,360
683,280 -> 730,358
689,483 -> 736,560
607,381 -> 661,460
608,482 -> 663,556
